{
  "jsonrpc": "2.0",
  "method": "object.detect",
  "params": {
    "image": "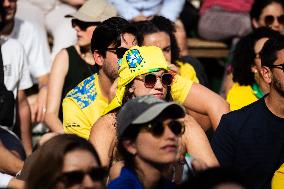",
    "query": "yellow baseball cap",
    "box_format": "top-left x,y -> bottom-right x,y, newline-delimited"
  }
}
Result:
104,46 -> 170,113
